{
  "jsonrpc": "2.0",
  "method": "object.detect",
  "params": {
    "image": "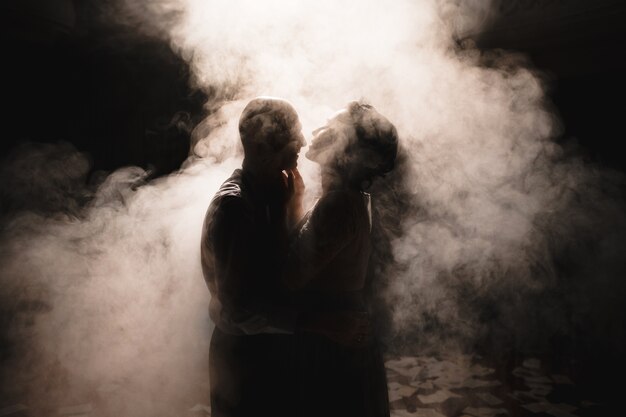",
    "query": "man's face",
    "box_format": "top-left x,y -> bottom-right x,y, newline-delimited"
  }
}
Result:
277,122 -> 306,170
245,109 -> 306,173
265,120 -> 306,171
